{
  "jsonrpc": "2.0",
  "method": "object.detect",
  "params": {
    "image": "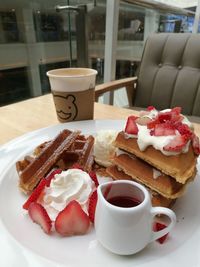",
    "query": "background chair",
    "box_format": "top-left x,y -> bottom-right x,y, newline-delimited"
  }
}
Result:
95,33 -> 200,121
